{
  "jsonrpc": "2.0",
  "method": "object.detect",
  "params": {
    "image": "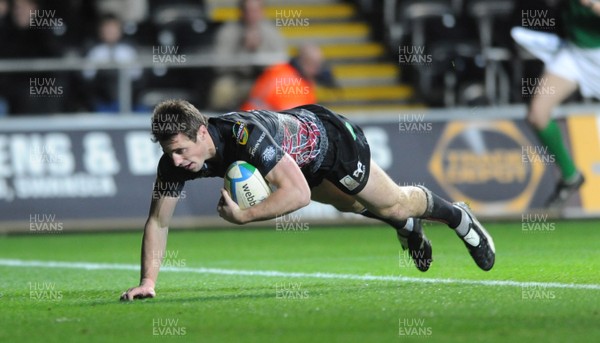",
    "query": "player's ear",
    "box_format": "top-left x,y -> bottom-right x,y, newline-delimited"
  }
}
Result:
197,125 -> 206,141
